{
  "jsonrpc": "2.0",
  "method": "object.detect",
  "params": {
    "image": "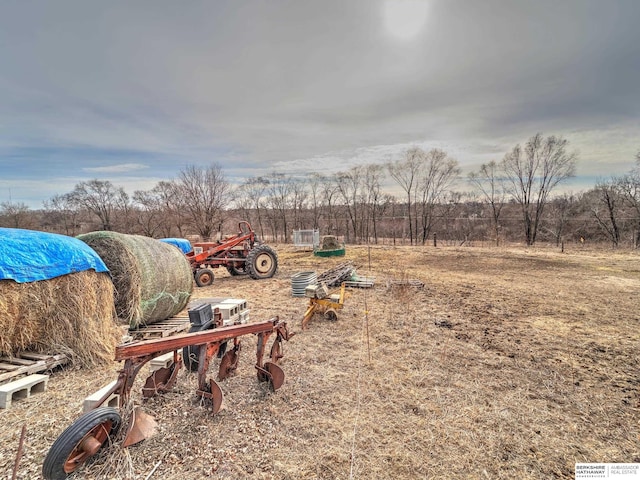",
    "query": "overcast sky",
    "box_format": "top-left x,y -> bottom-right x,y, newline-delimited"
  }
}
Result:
1,0 -> 638,208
